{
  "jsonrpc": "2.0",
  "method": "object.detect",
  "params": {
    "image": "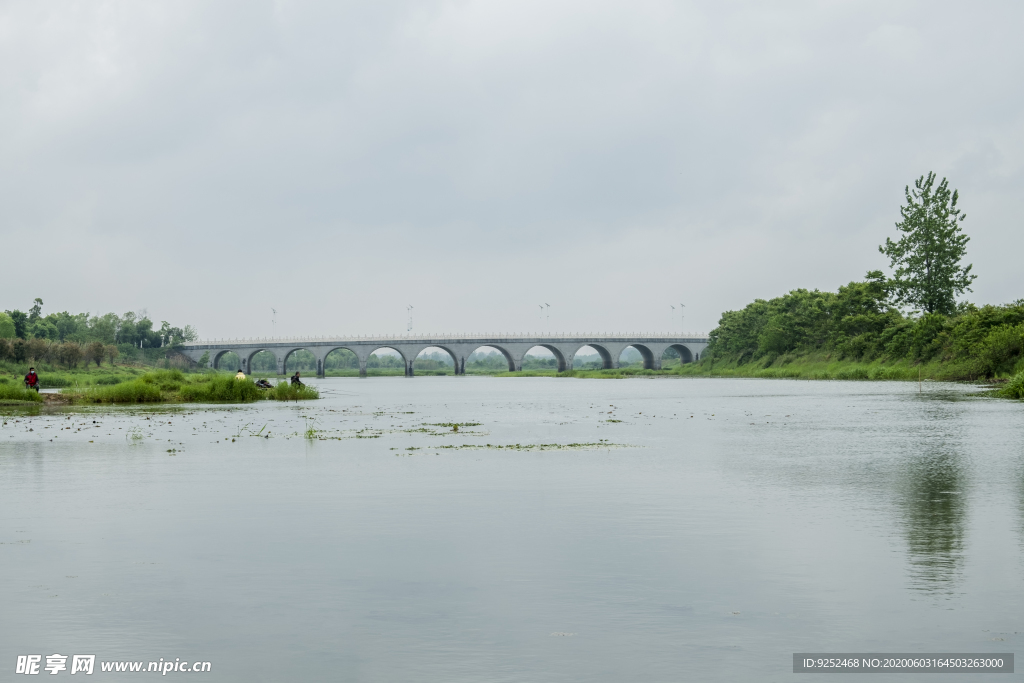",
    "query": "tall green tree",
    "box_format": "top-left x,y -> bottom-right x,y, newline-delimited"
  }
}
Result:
28,298 -> 43,322
0,312 -> 15,339
6,310 -> 27,338
880,172 -> 976,315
